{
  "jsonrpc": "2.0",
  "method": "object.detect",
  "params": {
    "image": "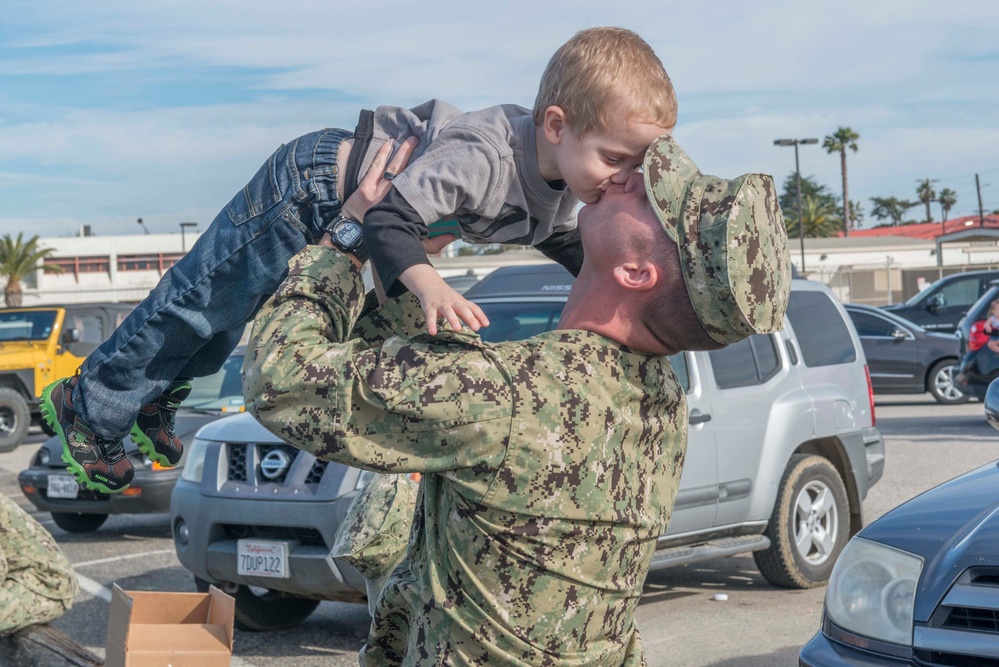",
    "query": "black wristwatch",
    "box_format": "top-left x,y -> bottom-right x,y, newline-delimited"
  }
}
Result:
325,214 -> 369,263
